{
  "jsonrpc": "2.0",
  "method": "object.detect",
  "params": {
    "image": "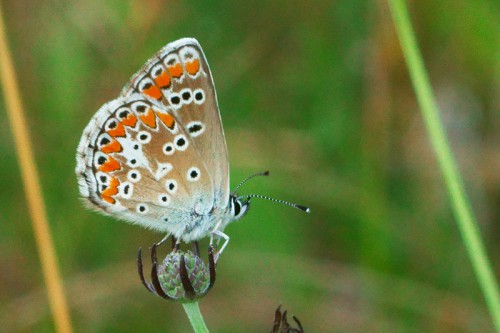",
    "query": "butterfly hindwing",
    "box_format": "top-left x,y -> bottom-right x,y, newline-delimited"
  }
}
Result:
76,94 -> 214,236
